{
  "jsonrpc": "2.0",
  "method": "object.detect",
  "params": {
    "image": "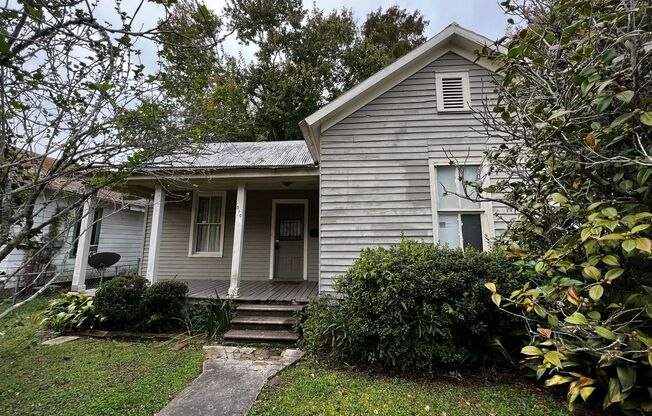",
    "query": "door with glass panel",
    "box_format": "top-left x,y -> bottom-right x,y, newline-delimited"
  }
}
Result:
273,203 -> 305,280
434,165 -> 485,250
